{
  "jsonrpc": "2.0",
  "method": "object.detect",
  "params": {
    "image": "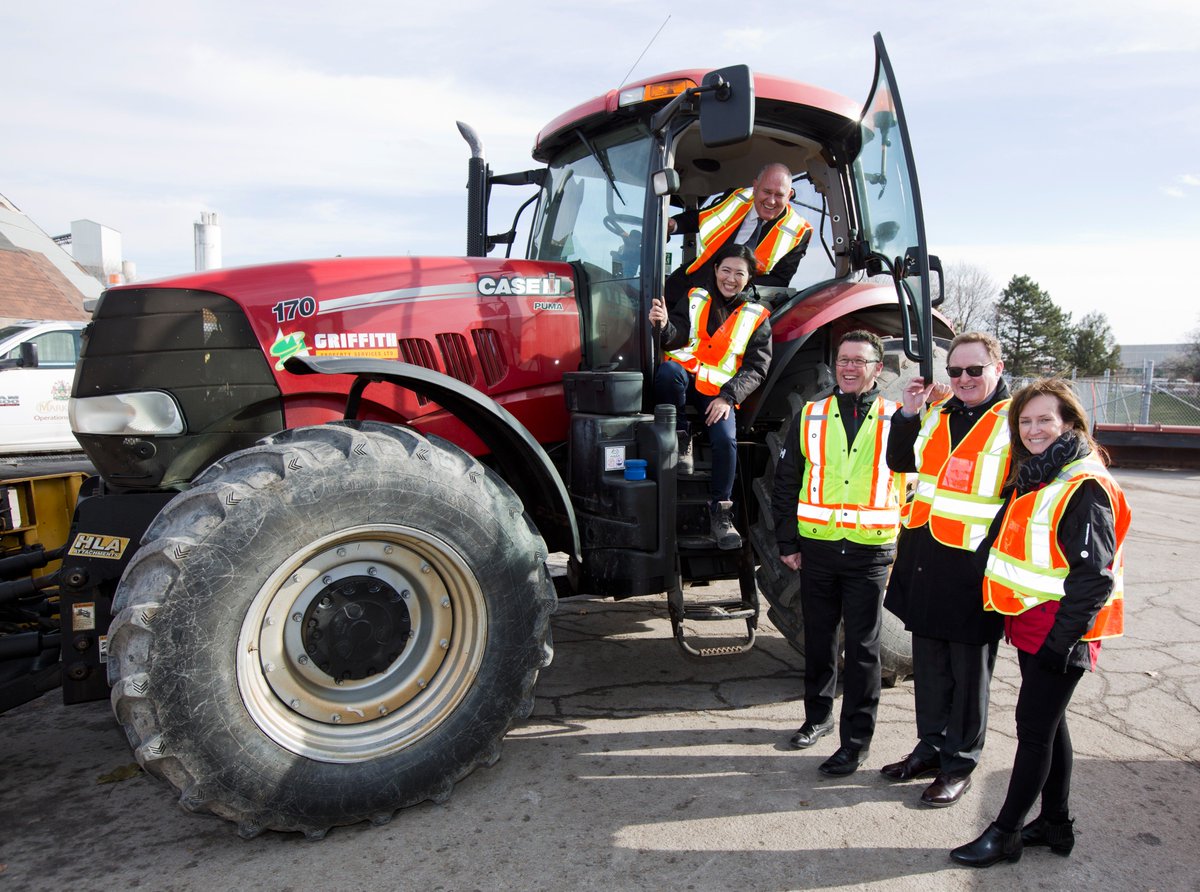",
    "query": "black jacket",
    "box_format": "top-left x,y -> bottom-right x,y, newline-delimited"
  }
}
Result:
659,286 -> 772,408
771,386 -> 895,563
882,380 -> 1011,645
